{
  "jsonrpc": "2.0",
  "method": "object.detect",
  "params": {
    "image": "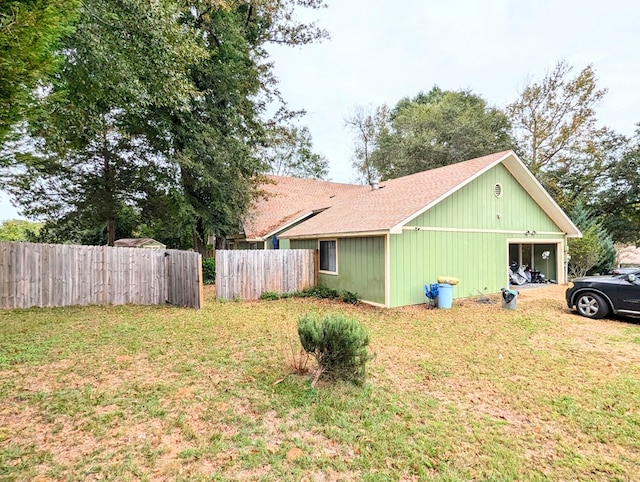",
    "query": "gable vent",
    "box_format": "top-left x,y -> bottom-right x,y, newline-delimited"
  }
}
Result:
494,183 -> 503,198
